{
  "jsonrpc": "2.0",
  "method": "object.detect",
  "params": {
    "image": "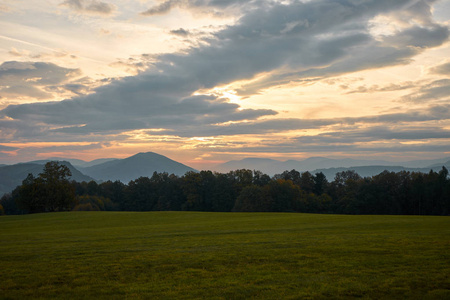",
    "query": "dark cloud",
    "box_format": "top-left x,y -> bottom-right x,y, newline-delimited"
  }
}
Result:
402,79 -> 450,103
0,61 -> 80,86
17,143 -> 104,154
295,126 -> 450,144
202,142 -> 450,154
61,0 -> 116,16
1,0 -> 449,146
0,61 -> 81,100
141,0 -> 180,16
382,24 -> 449,49
191,122 -> 450,154
219,0 -> 447,95
345,77 -> 450,103
142,104 -> 450,138
0,144 -> 18,151
141,0 -> 257,17
430,62 -> 450,75
170,28 -> 191,37
1,87 -> 277,138
389,0 -> 439,26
